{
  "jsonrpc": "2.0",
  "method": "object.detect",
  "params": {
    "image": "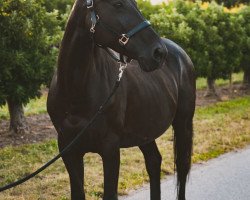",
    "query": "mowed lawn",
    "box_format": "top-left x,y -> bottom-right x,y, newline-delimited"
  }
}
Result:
0,93 -> 249,199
